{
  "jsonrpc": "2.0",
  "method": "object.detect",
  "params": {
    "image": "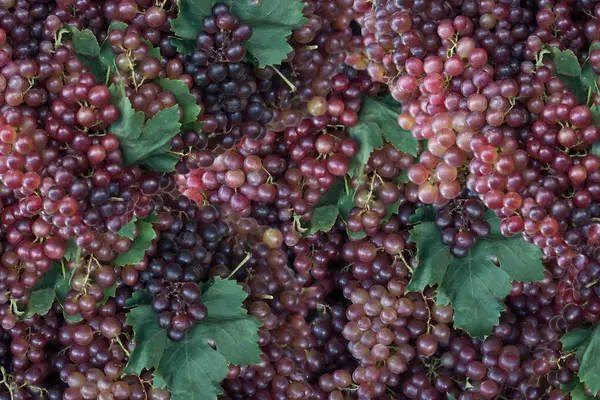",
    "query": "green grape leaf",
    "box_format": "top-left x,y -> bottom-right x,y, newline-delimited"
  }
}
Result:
24,263 -> 62,318
407,222 -> 451,292
133,278 -> 262,400
316,179 -> 345,207
108,83 -> 145,141
141,154 -> 179,172
196,278 -> 262,365
63,239 -> 80,262
562,324 -> 600,395
69,27 -> 100,57
126,289 -> 152,308
561,328 -> 593,352
348,96 -> 418,174
171,0 -> 305,67
169,37 -> 196,55
114,220 -> 157,267
124,305 -> 168,375
568,383 -> 595,400
582,43 -> 600,89
347,121 -> 385,177
120,106 -> 182,165
550,47 -> 581,77
118,217 -> 138,240
409,206 -> 436,224
156,332 -> 229,400
407,216 -> 544,338
308,205 -> 339,235
157,78 -> 201,125
591,105 -> 600,157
